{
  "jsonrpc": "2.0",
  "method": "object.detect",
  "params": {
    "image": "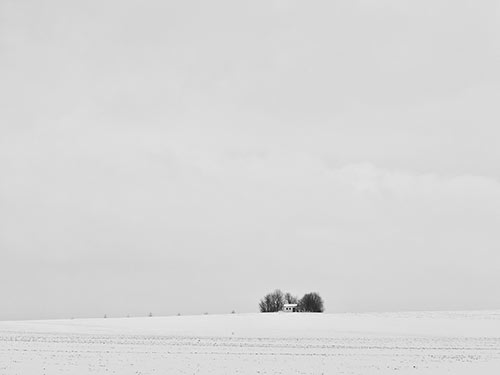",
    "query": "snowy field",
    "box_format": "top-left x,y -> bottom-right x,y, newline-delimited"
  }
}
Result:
1,311 -> 500,374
